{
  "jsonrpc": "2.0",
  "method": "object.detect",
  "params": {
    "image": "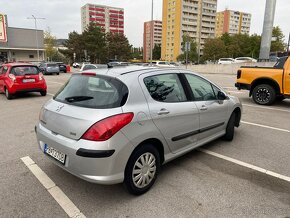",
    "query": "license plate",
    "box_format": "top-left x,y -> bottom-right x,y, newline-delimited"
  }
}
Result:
23,79 -> 35,83
44,144 -> 66,164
